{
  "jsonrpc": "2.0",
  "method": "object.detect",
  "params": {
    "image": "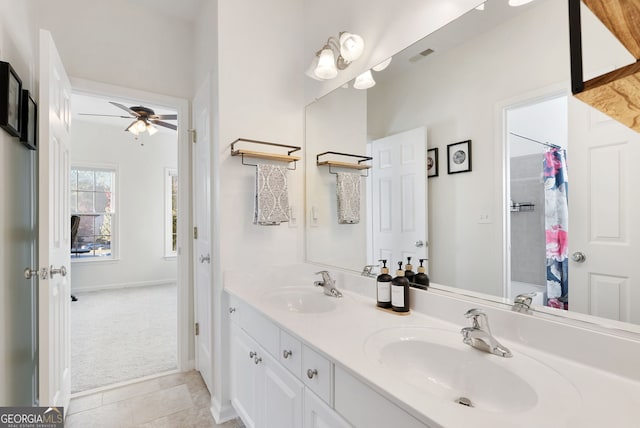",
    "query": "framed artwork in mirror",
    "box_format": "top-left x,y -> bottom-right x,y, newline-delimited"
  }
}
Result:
427,148 -> 438,177
20,90 -> 37,150
0,61 -> 22,137
447,140 -> 472,174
